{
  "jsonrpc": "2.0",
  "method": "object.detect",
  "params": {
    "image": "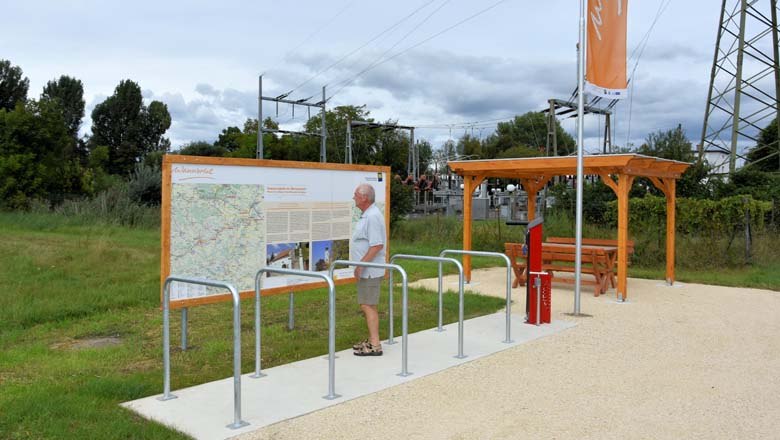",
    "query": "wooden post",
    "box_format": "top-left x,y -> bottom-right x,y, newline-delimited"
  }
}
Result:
665,179 -> 676,285
616,174 -> 634,301
648,176 -> 677,286
463,176 -> 473,282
